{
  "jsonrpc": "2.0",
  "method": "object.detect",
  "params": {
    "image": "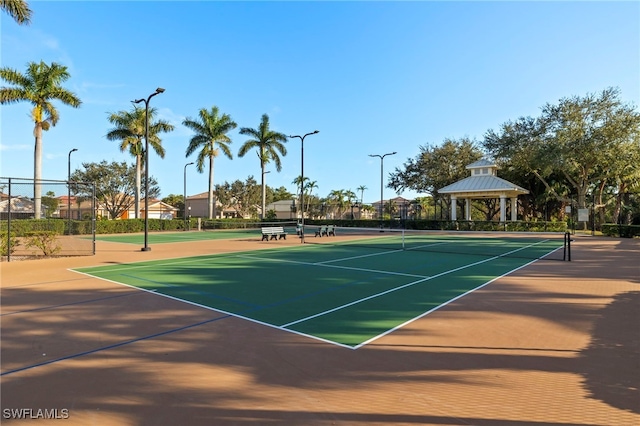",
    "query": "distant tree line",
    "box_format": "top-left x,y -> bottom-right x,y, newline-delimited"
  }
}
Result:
388,88 -> 640,226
